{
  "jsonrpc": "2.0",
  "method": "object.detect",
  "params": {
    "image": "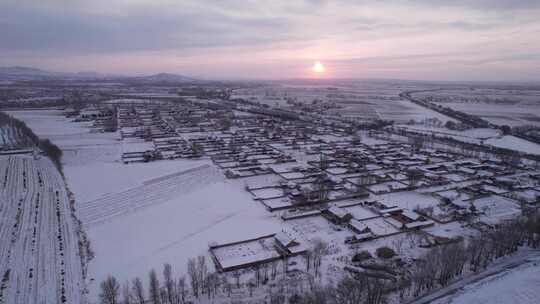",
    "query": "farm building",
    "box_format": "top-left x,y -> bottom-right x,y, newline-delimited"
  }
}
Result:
322,206 -> 353,224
